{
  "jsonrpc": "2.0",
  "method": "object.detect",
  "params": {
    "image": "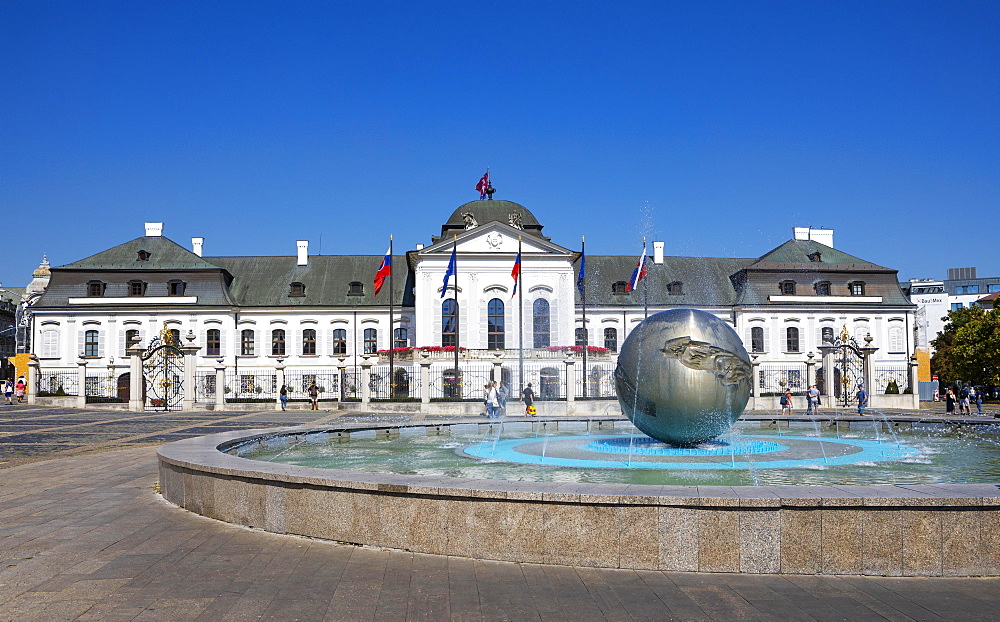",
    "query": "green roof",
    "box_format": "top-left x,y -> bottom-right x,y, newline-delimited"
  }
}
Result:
748,239 -> 889,270
59,236 -> 222,271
